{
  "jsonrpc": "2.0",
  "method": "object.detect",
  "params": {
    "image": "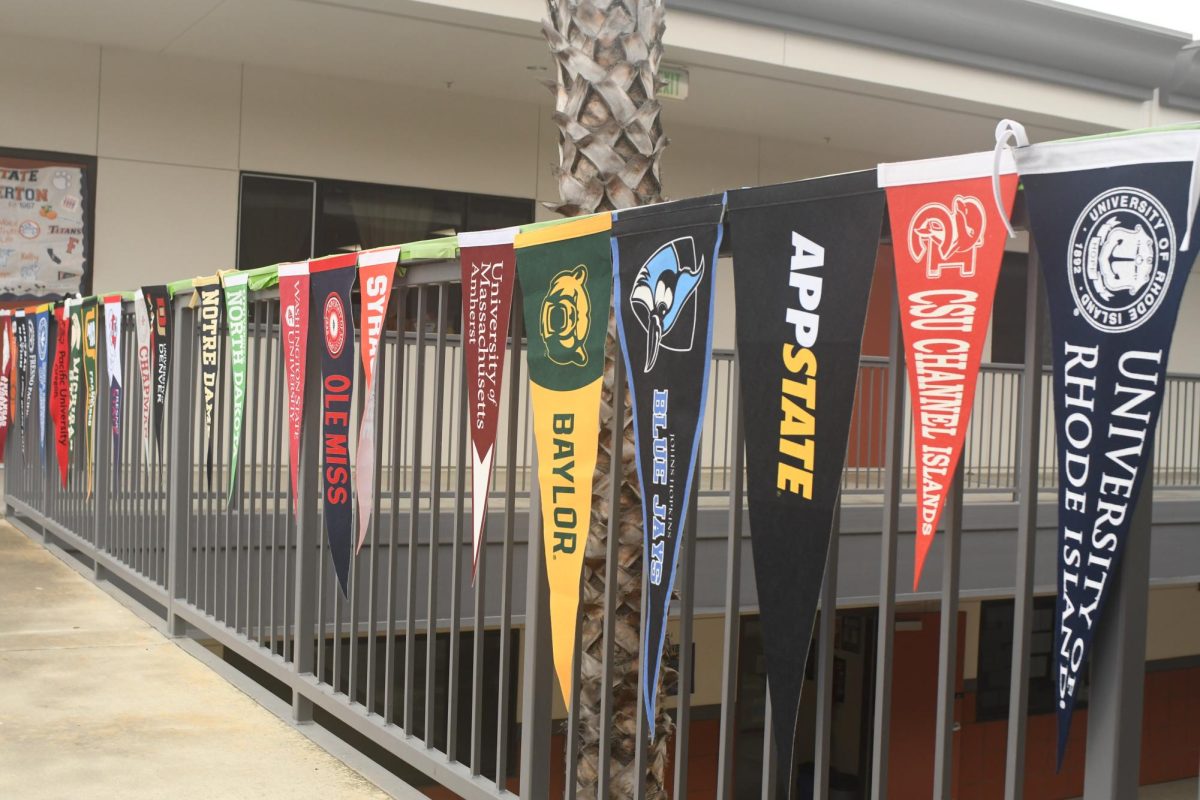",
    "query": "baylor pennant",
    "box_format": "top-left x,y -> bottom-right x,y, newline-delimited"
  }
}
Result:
878,151 -> 1018,589
1004,122 -> 1200,767
515,215 -> 611,707
611,194 -> 725,728
727,173 -> 884,790
310,253 -> 358,597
